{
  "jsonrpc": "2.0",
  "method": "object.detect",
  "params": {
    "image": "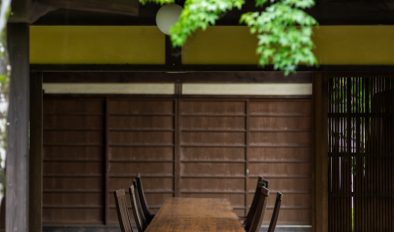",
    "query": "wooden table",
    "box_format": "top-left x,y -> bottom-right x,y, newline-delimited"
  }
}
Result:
144,198 -> 245,232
